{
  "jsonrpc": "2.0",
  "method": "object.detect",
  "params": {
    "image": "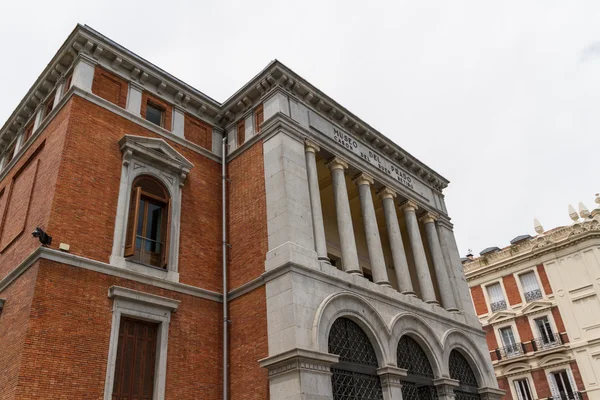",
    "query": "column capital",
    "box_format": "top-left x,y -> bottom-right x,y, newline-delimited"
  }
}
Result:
419,212 -> 439,224
436,217 -> 454,230
434,378 -> 460,400
259,348 -> 339,377
377,187 -> 397,200
305,139 -> 320,154
326,156 -> 349,171
377,366 -> 407,388
399,199 -> 419,212
352,172 -> 374,187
